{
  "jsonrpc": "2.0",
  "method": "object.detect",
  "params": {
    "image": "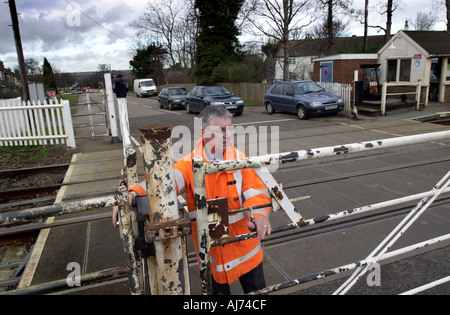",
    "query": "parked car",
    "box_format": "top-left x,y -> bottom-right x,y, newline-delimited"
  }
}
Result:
134,78 -> 157,97
264,80 -> 344,120
158,87 -> 188,110
185,85 -> 244,115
